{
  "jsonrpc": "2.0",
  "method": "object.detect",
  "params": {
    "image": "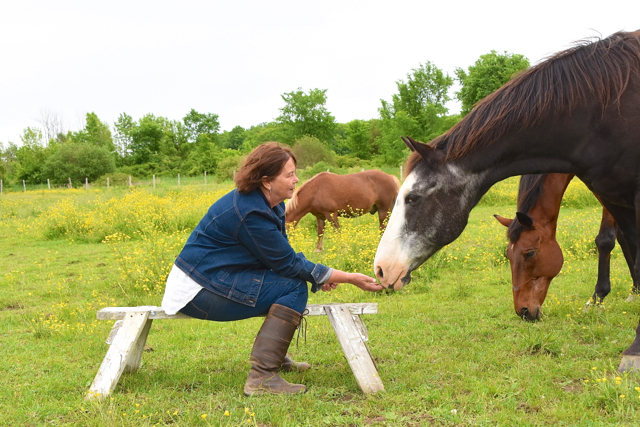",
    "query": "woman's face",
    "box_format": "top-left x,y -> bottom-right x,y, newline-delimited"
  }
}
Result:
264,157 -> 298,206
